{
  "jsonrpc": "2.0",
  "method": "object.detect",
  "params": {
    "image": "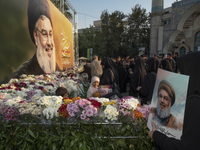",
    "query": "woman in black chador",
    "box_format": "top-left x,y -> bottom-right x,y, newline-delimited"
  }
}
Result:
100,57 -> 121,98
137,57 -> 159,104
149,51 -> 200,150
100,57 -> 119,86
129,57 -> 146,97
